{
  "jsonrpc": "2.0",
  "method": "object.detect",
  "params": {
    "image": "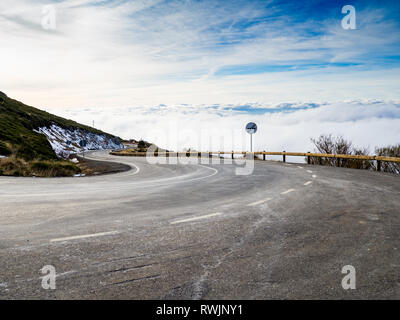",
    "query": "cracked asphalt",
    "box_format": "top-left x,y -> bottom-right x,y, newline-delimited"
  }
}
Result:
0,151 -> 399,299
